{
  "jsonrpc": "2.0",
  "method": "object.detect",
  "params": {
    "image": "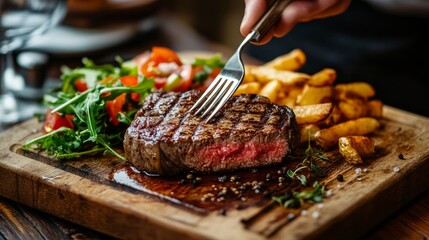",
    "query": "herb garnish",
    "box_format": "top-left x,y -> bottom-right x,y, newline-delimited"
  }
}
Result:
278,138 -> 330,208
286,166 -> 308,186
272,182 -> 325,209
286,138 -> 330,186
302,137 -> 330,177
